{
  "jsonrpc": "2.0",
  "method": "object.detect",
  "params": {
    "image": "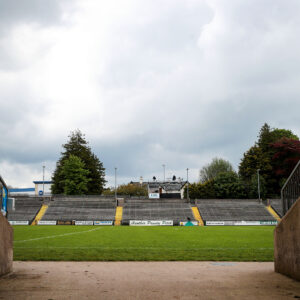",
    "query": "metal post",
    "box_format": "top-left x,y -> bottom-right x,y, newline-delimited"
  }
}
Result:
114,167 -> 117,202
257,169 -> 261,202
42,165 -> 45,196
186,168 -> 189,201
162,164 -> 165,182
